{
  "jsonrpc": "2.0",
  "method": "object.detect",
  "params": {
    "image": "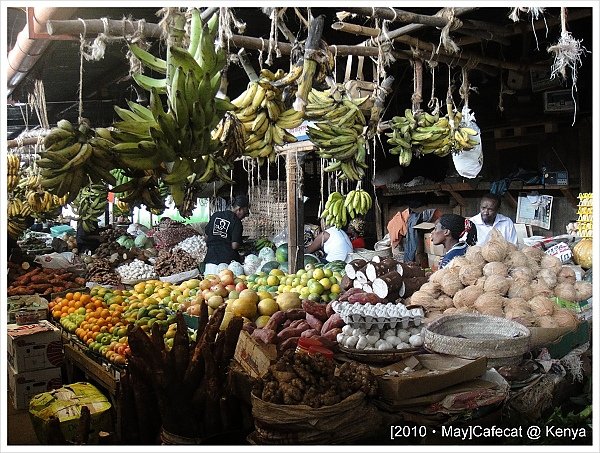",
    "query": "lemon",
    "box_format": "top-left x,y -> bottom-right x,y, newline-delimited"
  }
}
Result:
319,278 -> 332,290
266,275 -> 280,286
255,315 -> 271,329
312,268 -> 325,280
330,283 -> 341,294
323,269 -> 333,278
257,298 -> 279,316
